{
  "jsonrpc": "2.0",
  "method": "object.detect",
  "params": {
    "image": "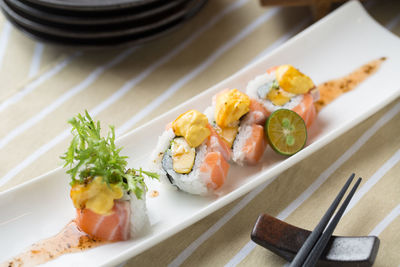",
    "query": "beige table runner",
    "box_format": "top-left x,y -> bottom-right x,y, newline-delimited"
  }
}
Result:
0,14 -> 74,102
0,0 -> 399,266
